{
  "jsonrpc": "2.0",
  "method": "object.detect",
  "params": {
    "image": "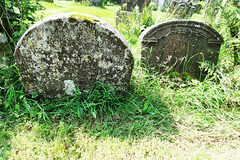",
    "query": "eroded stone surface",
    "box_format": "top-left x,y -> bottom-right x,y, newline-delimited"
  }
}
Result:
14,13 -> 134,98
139,20 -> 223,80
